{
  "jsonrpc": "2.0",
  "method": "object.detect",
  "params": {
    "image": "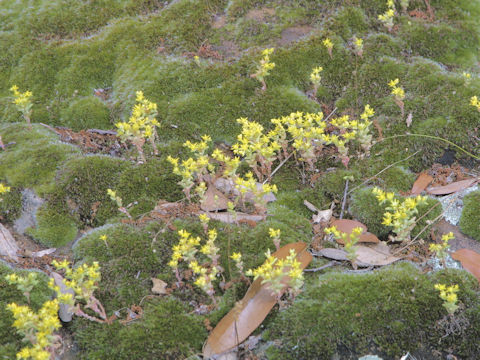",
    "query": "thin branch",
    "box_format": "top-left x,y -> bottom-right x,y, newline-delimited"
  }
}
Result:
304,261 -> 340,272
339,179 -> 349,219
348,150 -> 421,195
264,151 -> 294,184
